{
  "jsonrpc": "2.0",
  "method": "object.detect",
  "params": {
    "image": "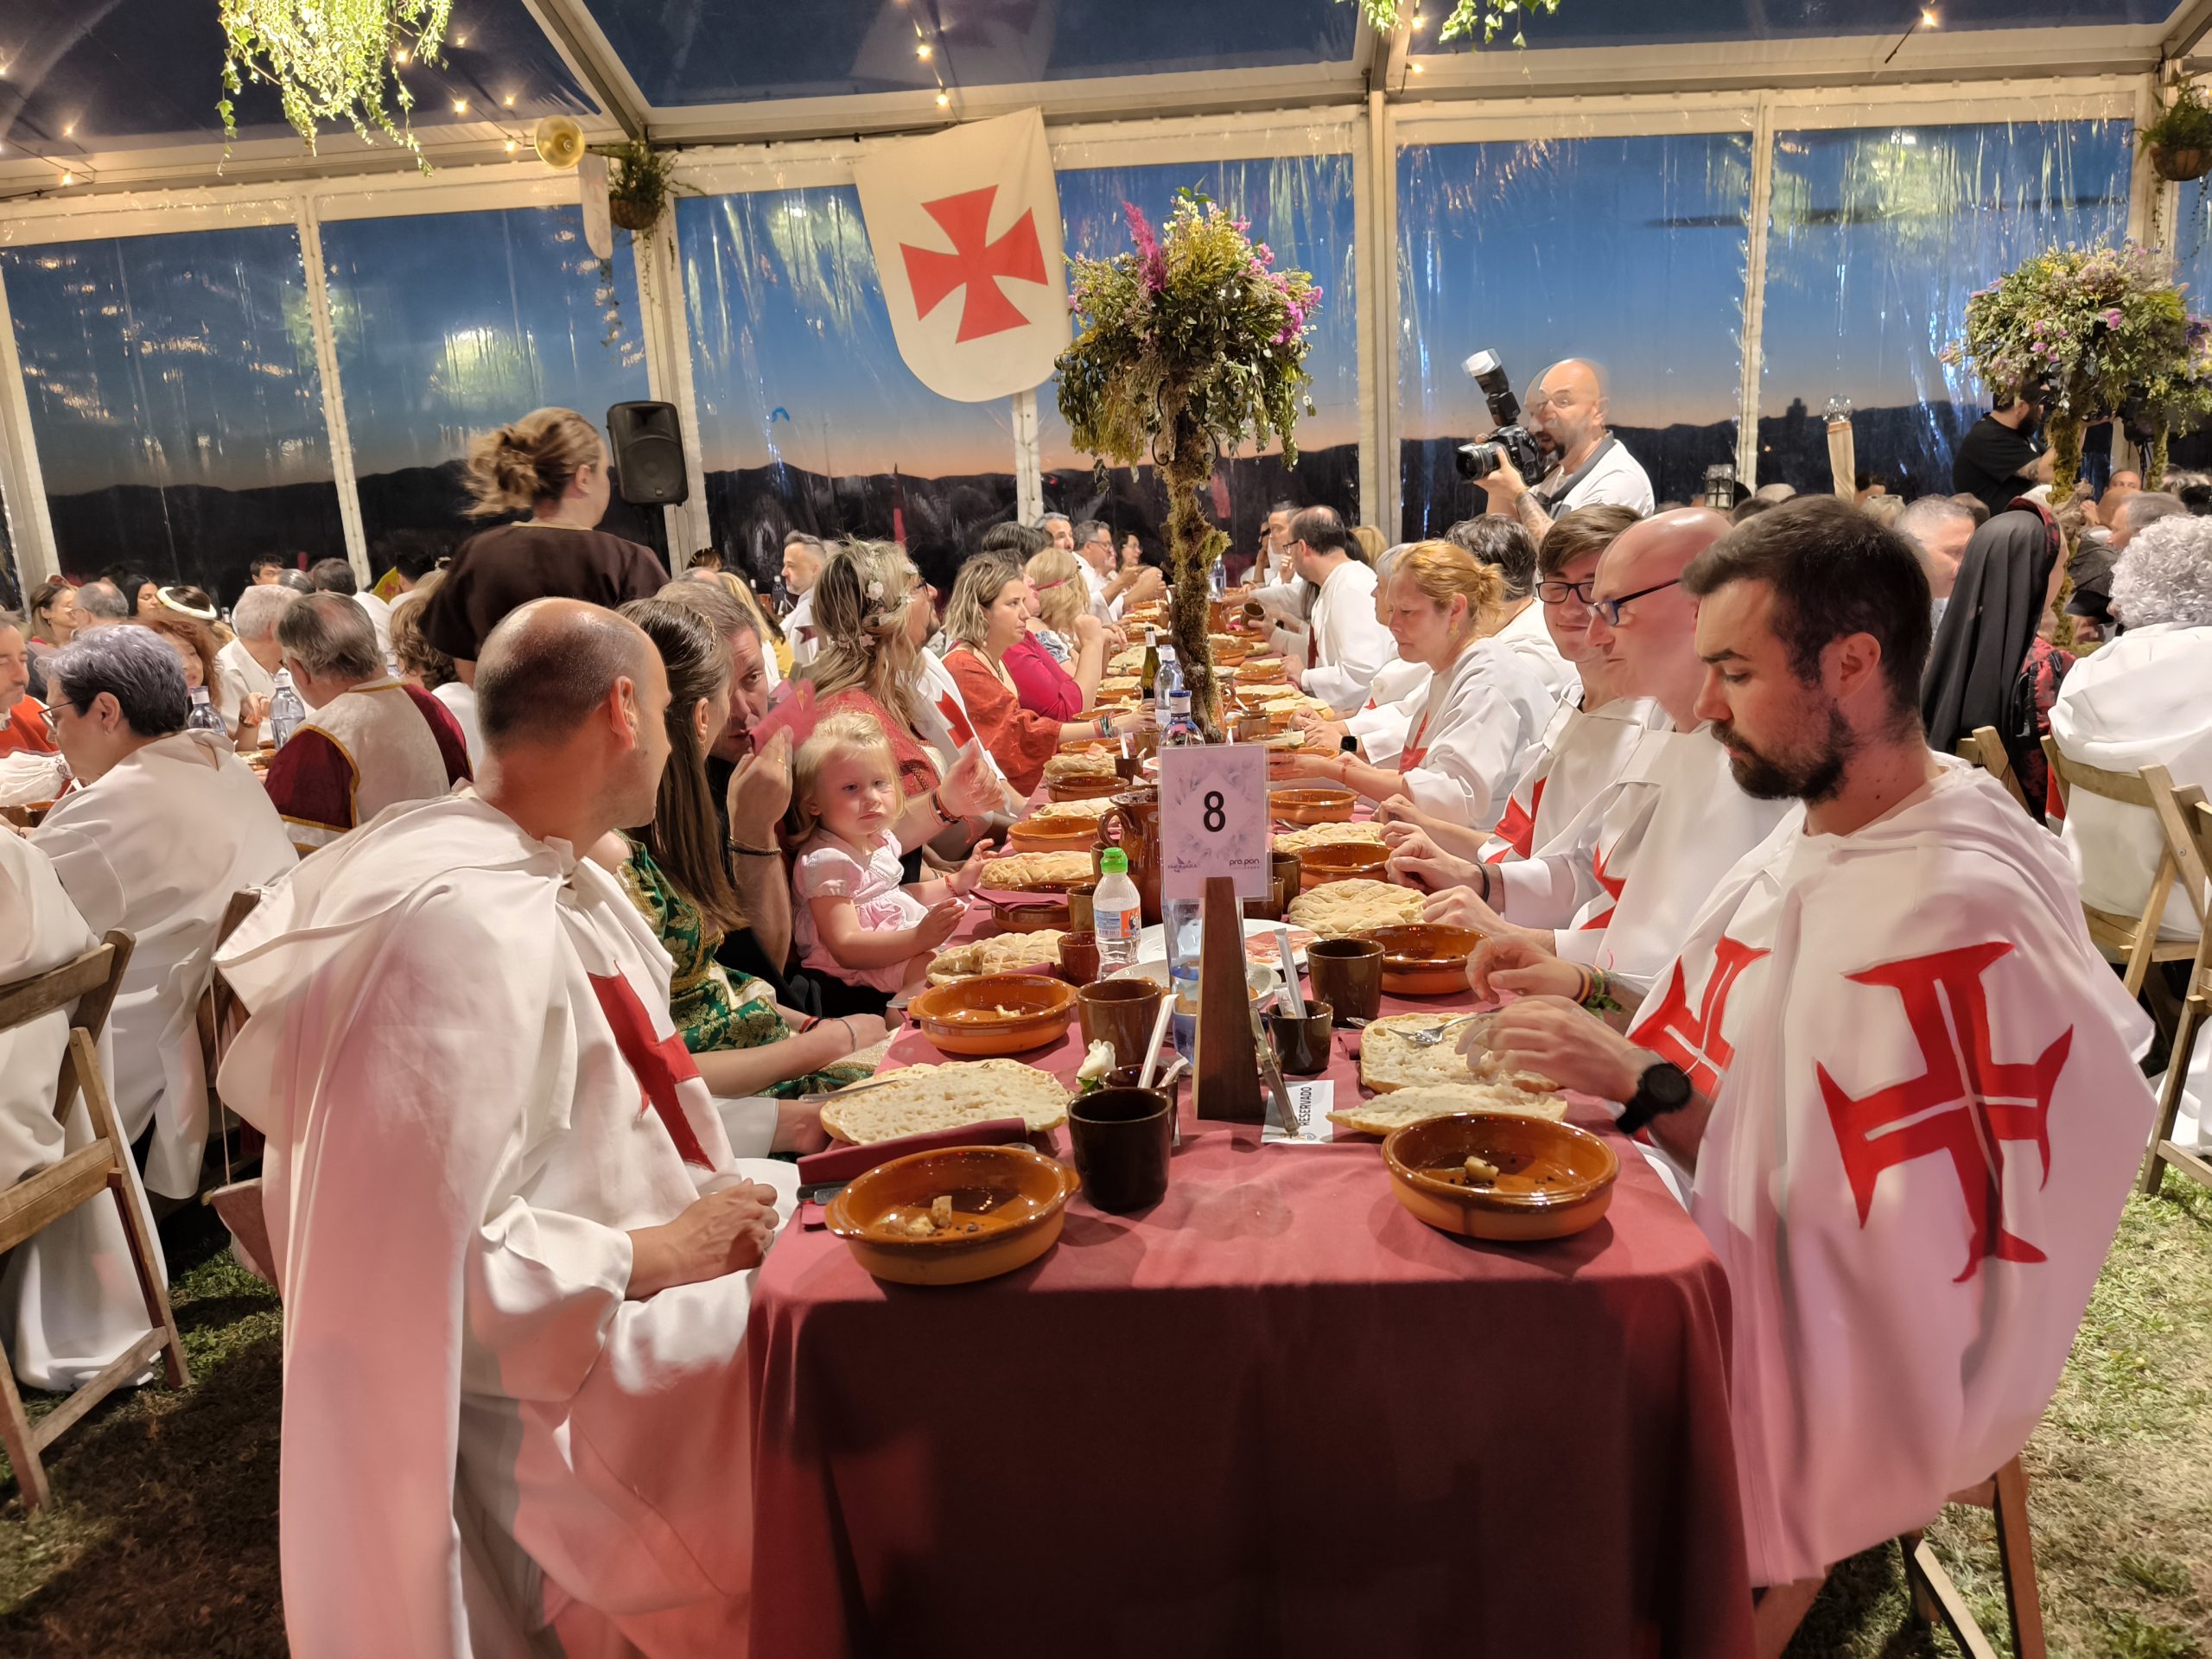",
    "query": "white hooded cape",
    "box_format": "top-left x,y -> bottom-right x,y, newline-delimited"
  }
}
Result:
0,830 -> 169,1390
214,791 -> 796,1658
32,728 -> 296,1198
1391,637 -> 1553,831
1480,695 -> 1665,863
1628,761 -> 2153,1585
1492,722 -> 1793,995
1341,657 -> 1433,769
